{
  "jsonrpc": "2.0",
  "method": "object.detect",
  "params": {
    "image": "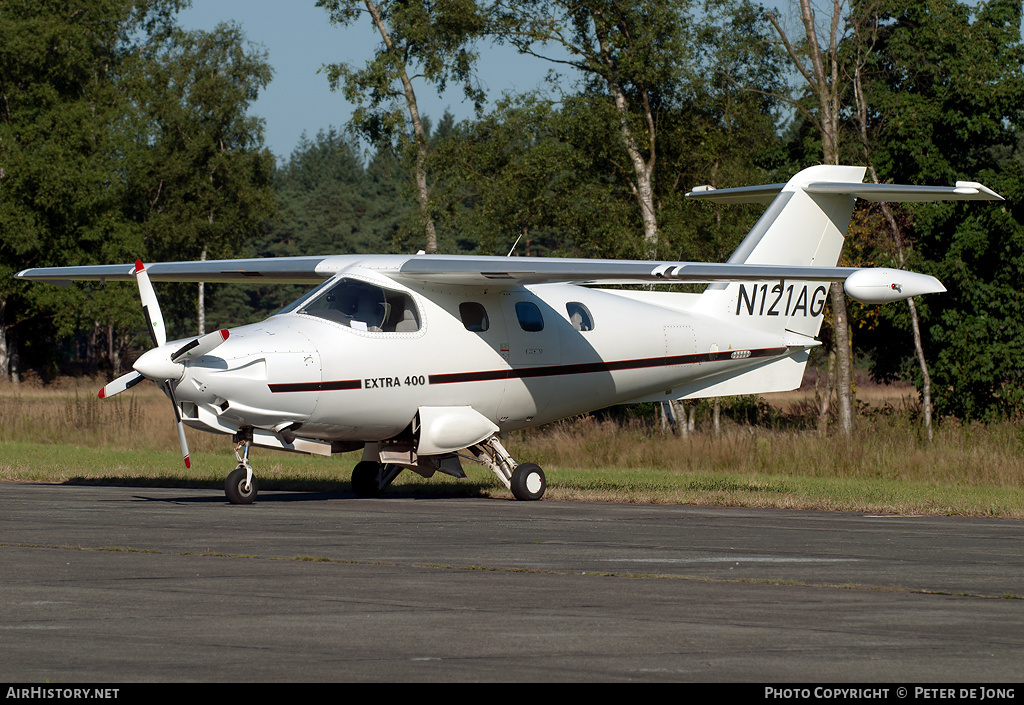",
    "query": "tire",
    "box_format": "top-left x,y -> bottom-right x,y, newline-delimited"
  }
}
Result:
225,465 -> 257,505
351,461 -> 383,498
510,463 -> 546,501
